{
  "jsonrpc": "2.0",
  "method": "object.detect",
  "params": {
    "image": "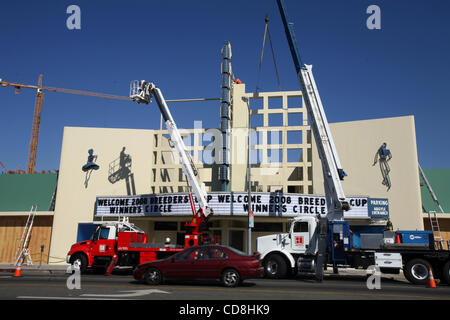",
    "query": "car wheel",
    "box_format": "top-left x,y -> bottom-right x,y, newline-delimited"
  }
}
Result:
69,253 -> 88,274
144,267 -> 163,285
221,269 -> 240,287
404,258 -> 431,285
264,254 -> 287,279
441,261 -> 450,285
